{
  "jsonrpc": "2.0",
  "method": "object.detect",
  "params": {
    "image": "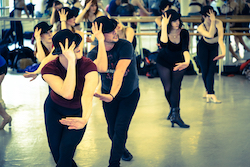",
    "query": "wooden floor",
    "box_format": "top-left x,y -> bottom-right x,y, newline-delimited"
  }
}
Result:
1,70 -> 250,167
